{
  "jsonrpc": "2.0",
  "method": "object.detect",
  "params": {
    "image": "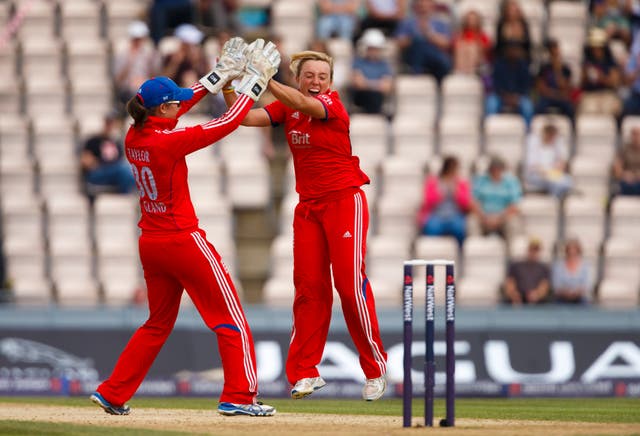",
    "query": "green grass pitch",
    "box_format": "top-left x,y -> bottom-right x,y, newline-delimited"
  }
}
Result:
0,397 -> 639,435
